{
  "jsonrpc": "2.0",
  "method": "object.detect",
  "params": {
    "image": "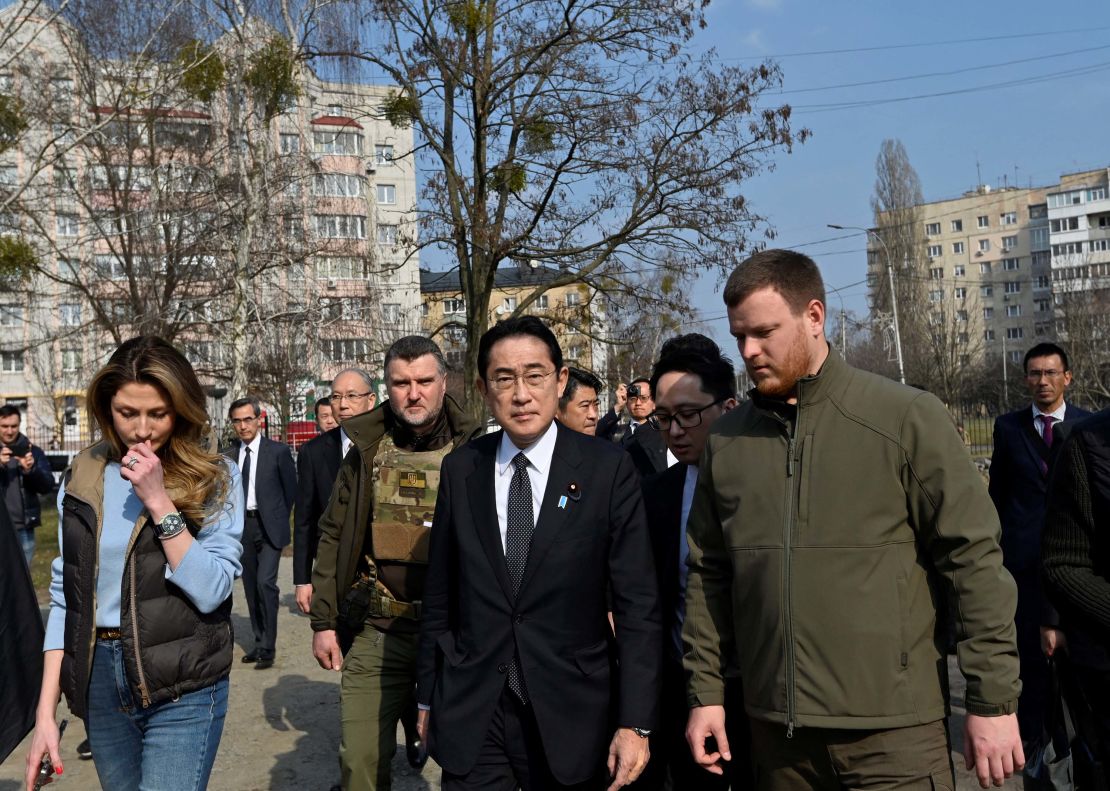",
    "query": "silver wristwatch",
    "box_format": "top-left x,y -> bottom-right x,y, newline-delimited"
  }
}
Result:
153,512 -> 187,540
632,727 -> 652,739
